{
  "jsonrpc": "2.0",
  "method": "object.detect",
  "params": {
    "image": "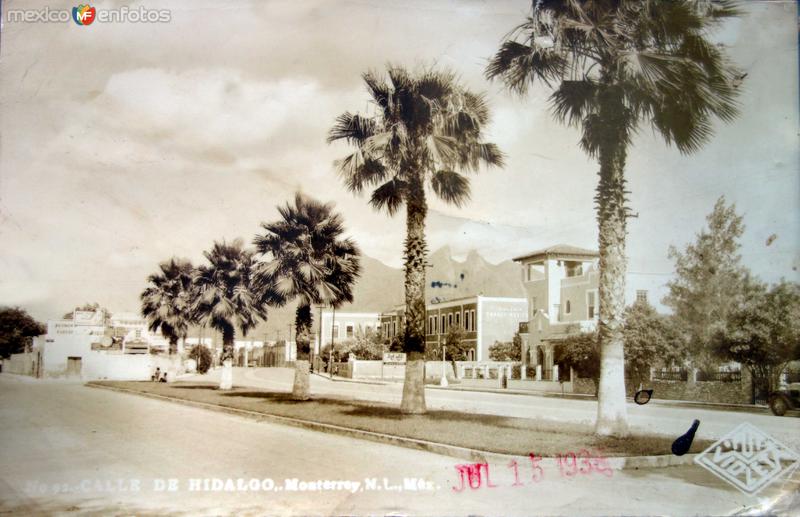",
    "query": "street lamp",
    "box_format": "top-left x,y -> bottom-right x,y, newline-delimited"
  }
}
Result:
440,345 -> 448,387
329,304 -> 336,379
313,303 -> 325,373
